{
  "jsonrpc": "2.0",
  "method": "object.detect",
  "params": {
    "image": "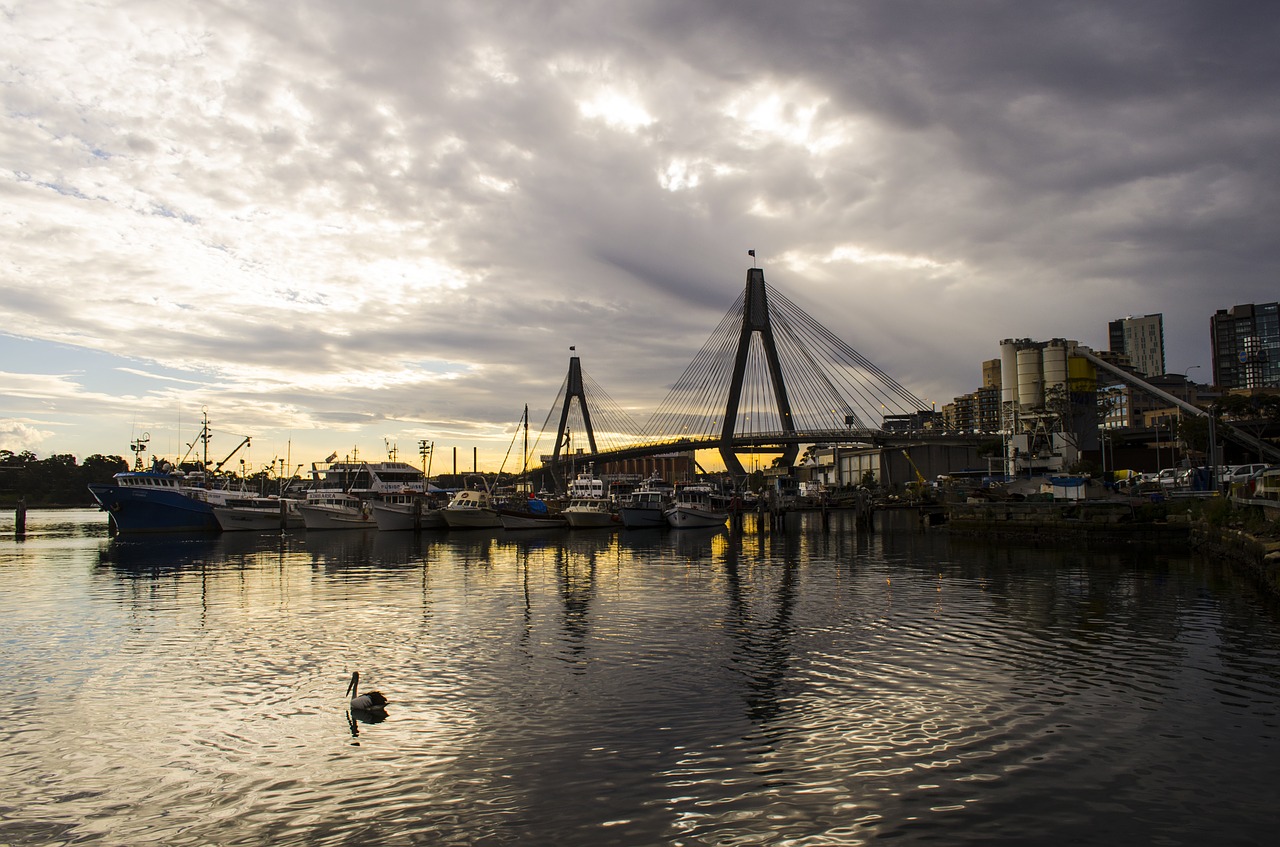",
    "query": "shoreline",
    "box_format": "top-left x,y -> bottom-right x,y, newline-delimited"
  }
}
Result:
1192,523 -> 1280,597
